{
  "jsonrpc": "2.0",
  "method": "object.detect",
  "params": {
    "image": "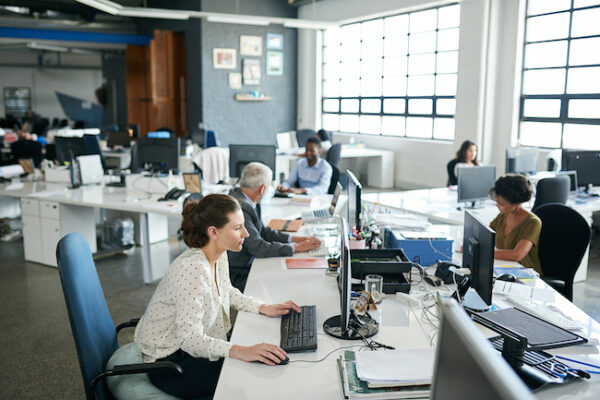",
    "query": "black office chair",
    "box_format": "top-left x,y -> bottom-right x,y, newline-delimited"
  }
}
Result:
532,175 -> 570,212
296,129 -> 315,148
326,143 -> 342,167
446,159 -> 458,186
11,139 -> 43,167
327,162 -> 340,195
533,204 -> 591,301
56,233 -> 182,400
